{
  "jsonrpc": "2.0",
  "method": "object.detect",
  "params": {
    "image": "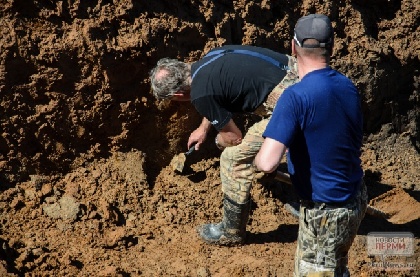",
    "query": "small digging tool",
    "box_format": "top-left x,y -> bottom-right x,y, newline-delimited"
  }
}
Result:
170,145 -> 196,173
274,171 -> 389,219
